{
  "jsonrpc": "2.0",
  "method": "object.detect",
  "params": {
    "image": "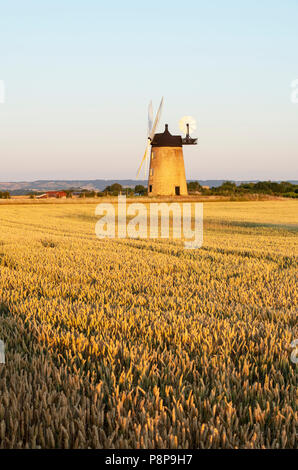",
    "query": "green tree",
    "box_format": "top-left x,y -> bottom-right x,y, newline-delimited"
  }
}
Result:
63,189 -> 73,198
104,183 -> 123,195
220,181 -> 237,192
0,191 -> 10,199
134,185 -> 147,195
187,181 -> 203,193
